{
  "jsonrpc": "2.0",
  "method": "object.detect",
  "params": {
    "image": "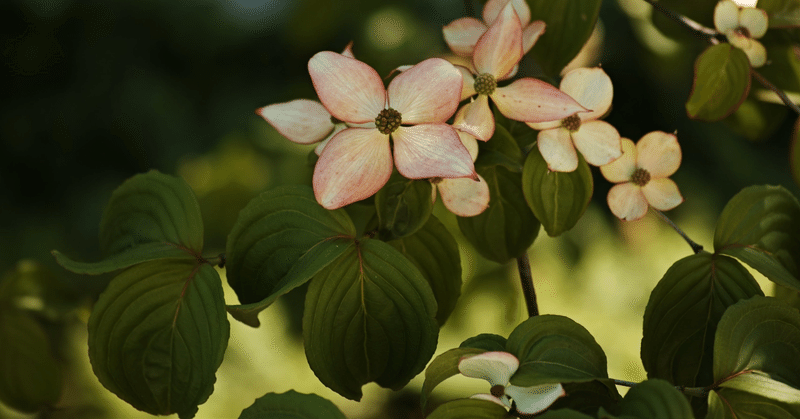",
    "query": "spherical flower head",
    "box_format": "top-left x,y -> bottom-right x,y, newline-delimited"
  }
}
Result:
458,351 -> 565,415
529,67 -> 622,172
714,0 -> 769,67
307,51 -> 477,209
600,131 -> 684,221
